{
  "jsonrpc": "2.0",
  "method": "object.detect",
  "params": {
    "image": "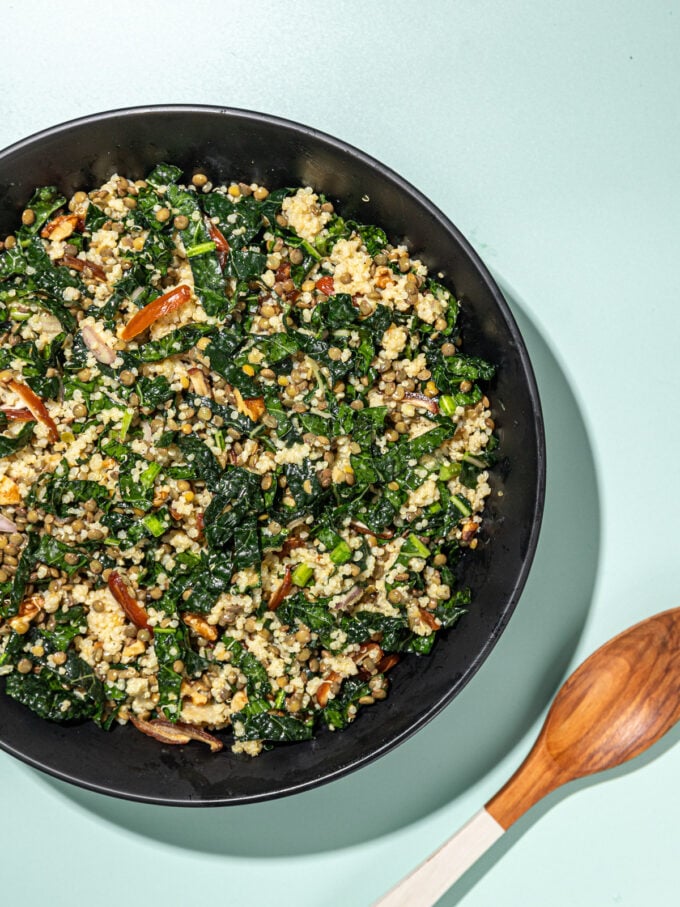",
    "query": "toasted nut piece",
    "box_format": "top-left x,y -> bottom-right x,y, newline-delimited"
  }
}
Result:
8,594 -> 44,633
122,639 -> 146,660
418,607 -> 441,631
461,520 -> 479,542
181,680 -> 210,706
19,594 -> 44,621
153,488 -> 169,507
232,387 -> 266,422
187,367 -> 211,398
183,612 -> 218,642
315,671 -> 341,708
41,213 -> 79,241
352,641 -> 384,666
374,268 -> 394,289
376,653 -> 400,674
231,689 -> 249,712
0,475 -> 21,505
